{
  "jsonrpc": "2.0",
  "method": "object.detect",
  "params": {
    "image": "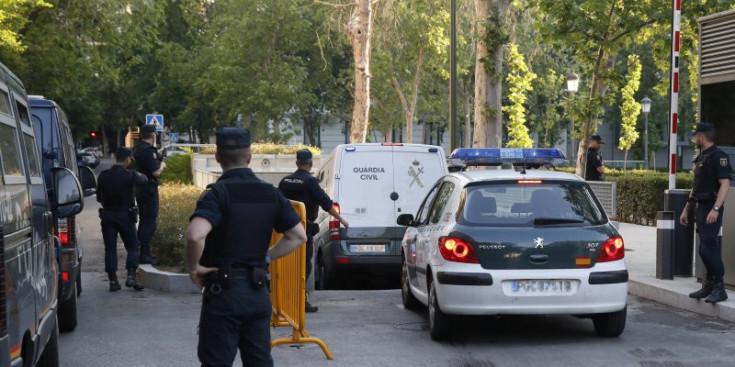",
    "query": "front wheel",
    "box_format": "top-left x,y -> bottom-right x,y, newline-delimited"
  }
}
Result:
428,280 -> 452,341
58,282 -> 78,332
37,317 -> 59,367
401,258 -> 420,310
592,306 -> 627,337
